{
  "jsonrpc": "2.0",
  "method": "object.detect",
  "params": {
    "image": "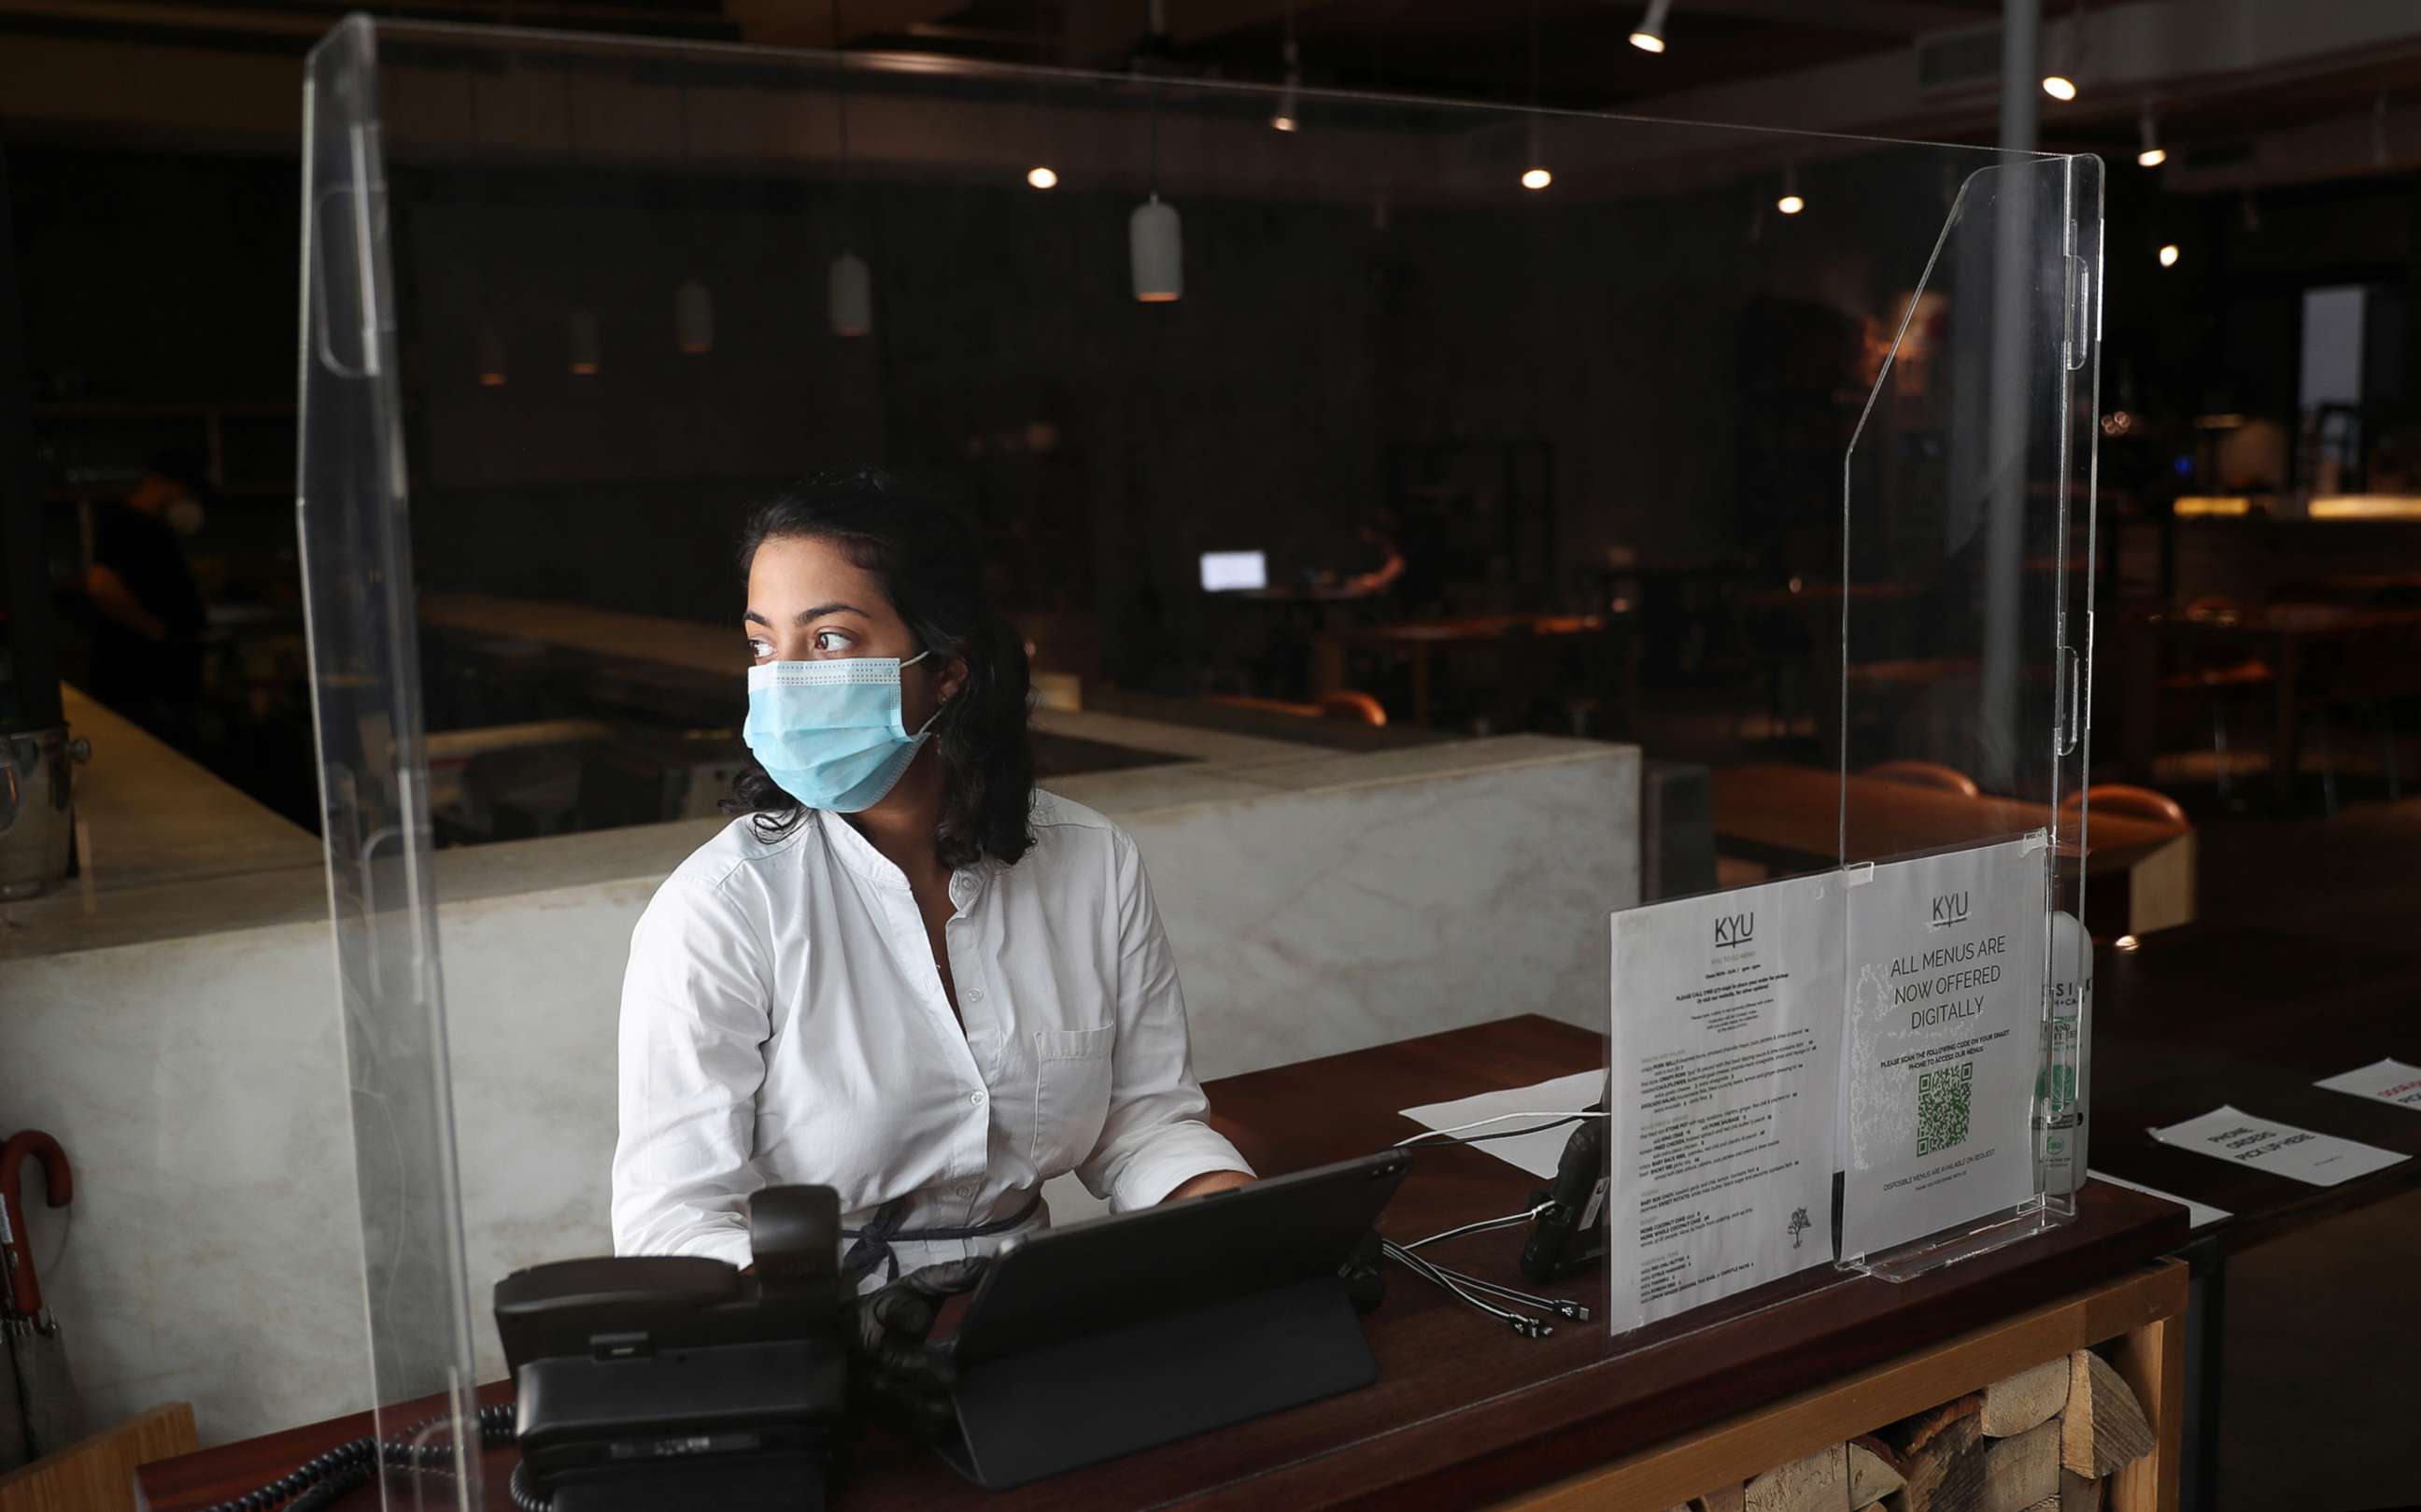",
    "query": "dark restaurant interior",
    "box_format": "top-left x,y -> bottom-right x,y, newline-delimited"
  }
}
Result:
4,3 -> 2420,1511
